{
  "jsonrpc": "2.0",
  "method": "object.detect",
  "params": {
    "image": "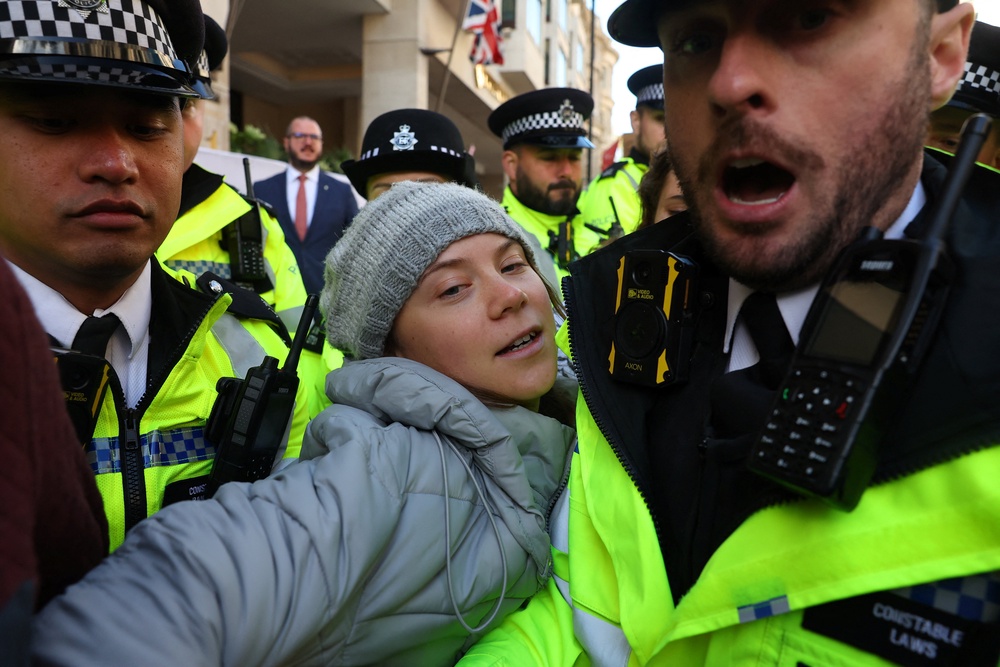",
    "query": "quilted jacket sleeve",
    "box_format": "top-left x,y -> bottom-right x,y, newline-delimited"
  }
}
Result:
31,421 -> 408,667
